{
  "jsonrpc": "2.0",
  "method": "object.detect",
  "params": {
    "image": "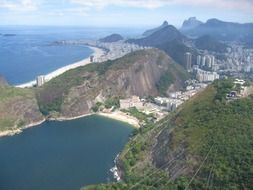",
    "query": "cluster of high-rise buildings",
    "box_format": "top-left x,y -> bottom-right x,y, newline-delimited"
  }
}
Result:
95,41 -> 151,62
220,45 -> 253,74
184,52 -> 220,82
